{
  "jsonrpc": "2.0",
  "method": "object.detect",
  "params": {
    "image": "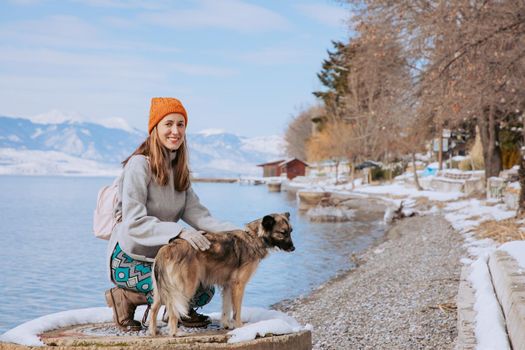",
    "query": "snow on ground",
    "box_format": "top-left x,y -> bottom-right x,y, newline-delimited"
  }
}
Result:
306,206 -> 355,222
0,148 -> 120,176
0,307 -> 113,346
208,307 -> 312,344
0,305 -> 310,346
467,258 -> 510,349
499,241 -> 525,270
354,182 -> 464,202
